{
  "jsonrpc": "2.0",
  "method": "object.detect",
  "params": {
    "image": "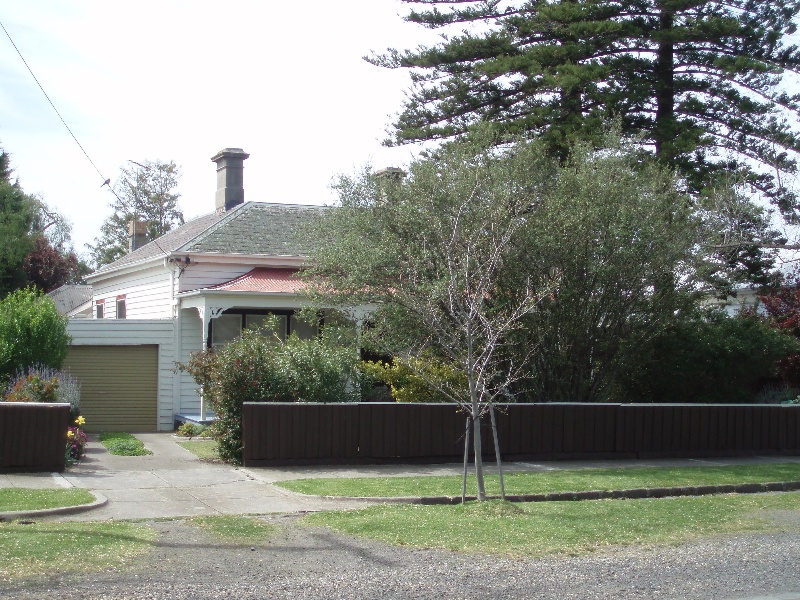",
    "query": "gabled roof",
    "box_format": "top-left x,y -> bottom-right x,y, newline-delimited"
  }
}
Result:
93,202 -> 325,275
205,267 -> 306,294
